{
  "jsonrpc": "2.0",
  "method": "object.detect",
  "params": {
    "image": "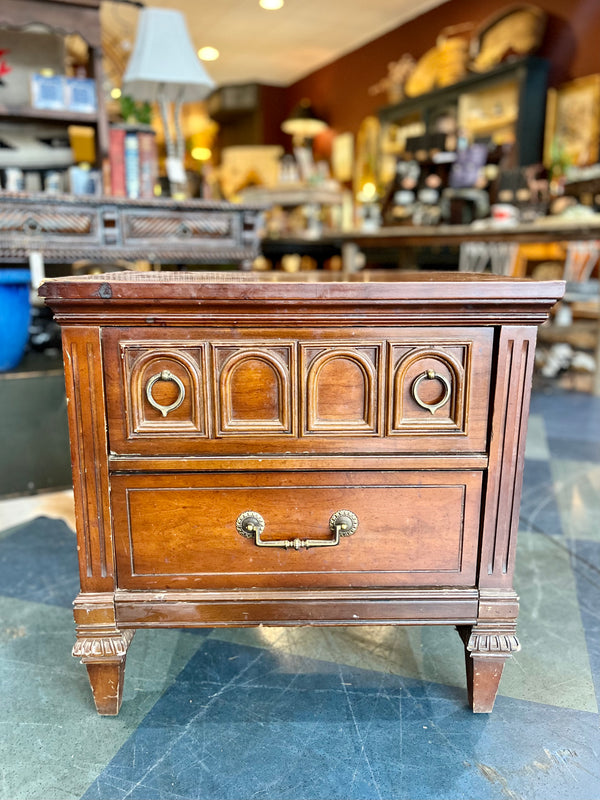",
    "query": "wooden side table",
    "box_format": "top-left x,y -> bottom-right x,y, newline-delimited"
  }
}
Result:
39,271 -> 564,714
